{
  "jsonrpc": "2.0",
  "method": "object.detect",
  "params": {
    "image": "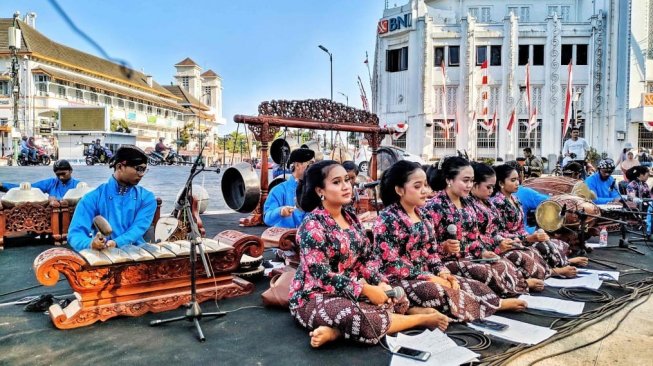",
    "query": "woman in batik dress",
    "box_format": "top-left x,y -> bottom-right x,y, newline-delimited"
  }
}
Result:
469,162 -> 548,289
373,161 -> 502,323
423,157 -> 527,309
289,161 -> 448,348
490,164 -> 588,277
